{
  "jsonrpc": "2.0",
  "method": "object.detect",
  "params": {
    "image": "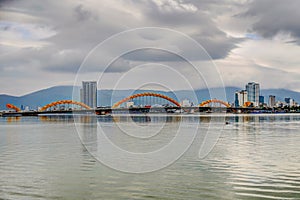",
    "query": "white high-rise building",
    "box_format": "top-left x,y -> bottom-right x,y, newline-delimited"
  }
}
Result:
80,81 -> 97,108
235,90 -> 248,107
246,82 -> 260,107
